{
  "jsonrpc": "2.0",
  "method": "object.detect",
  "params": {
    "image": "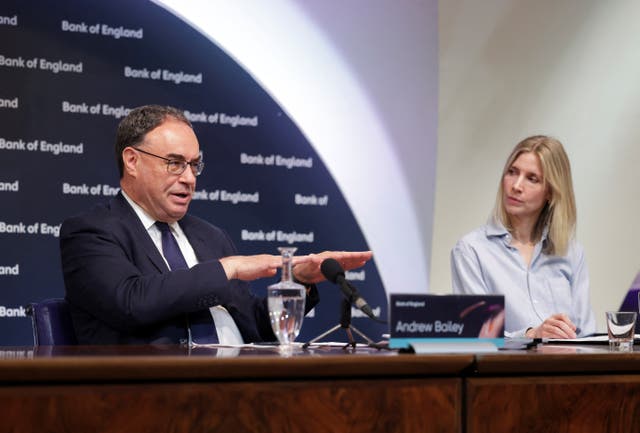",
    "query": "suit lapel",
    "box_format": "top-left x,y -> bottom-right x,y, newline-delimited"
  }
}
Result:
112,193 -> 168,273
179,217 -> 214,262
